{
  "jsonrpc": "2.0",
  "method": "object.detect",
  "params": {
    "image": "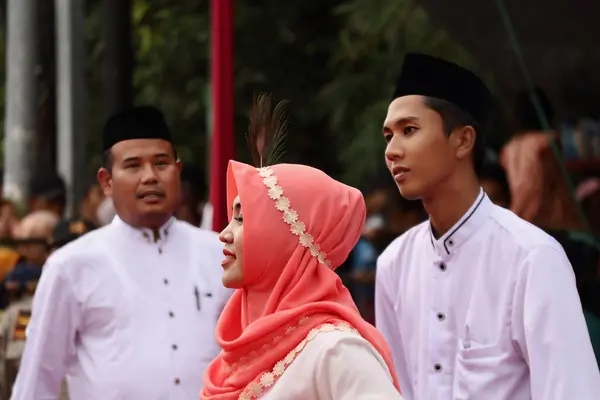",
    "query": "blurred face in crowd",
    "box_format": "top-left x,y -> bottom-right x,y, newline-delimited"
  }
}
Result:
81,184 -> 105,223
13,211 -> 59,266
97,139 -> 182,229
383,95 -> 476,200
218,195 -> 244,288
